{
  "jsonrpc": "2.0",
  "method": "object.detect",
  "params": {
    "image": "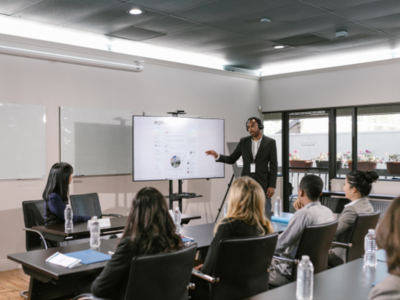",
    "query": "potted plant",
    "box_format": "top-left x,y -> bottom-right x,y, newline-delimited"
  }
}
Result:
289,151 -> 313,171
314,152 -> 342,170
344,150 -> 383,171
385,153 -> 400,174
